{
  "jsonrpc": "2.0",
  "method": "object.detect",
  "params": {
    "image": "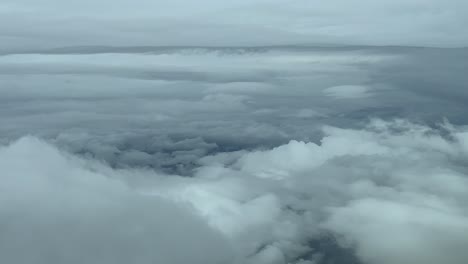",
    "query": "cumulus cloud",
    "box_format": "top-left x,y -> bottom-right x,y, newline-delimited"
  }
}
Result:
325,198 -> 468,264
199,120 -> 468,264
3,119 -> 466,263
0,137 -> 233,264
